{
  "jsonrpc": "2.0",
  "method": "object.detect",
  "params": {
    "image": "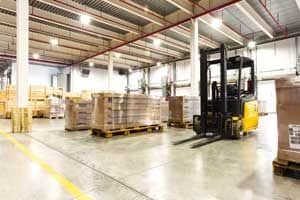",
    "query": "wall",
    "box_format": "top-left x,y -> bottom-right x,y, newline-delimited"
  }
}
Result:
133,36 -> 299,96
71,67 -> 127,93
11,62 -> 61,87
